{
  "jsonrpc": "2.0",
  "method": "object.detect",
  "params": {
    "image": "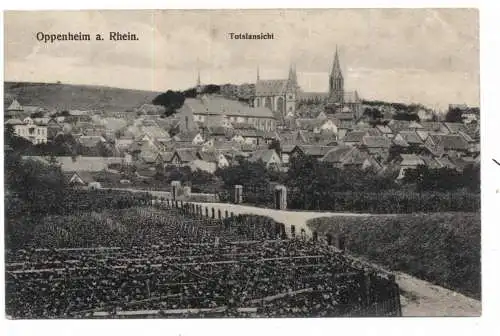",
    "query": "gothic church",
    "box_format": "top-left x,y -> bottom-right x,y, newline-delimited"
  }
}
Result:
254,47 -> 362,119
